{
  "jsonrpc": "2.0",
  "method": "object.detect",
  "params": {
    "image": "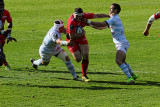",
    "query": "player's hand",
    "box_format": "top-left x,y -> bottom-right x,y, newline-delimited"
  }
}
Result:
67,40 -> 76,46
7,36 -> 17,44
82,29 -> 86,35
81,18 -> 88,24
143,30 -> 149,36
